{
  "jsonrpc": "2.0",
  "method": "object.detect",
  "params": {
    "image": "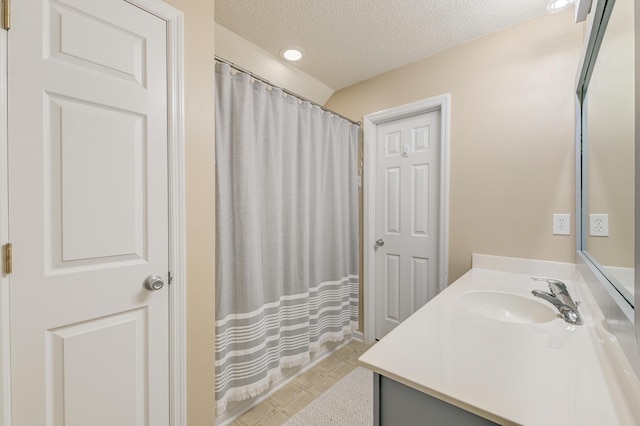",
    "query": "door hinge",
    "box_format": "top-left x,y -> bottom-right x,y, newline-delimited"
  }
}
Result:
2,0 -> 10,31
4,243 -> 12,275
